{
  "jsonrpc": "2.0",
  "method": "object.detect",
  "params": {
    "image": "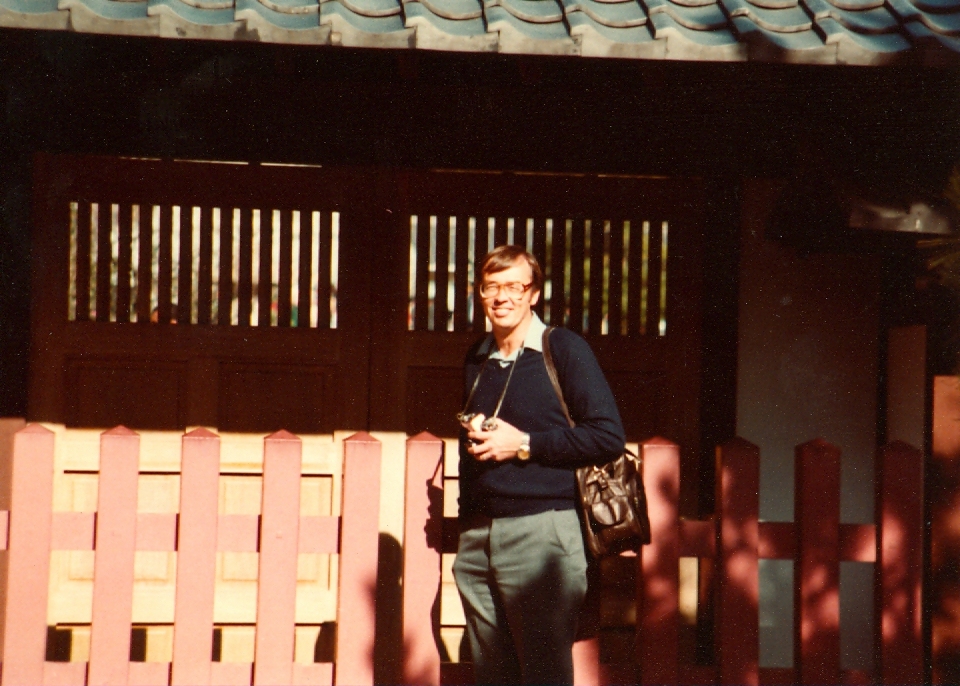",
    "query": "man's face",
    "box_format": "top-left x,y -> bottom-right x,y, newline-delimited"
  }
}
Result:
480,258 -> 541,335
